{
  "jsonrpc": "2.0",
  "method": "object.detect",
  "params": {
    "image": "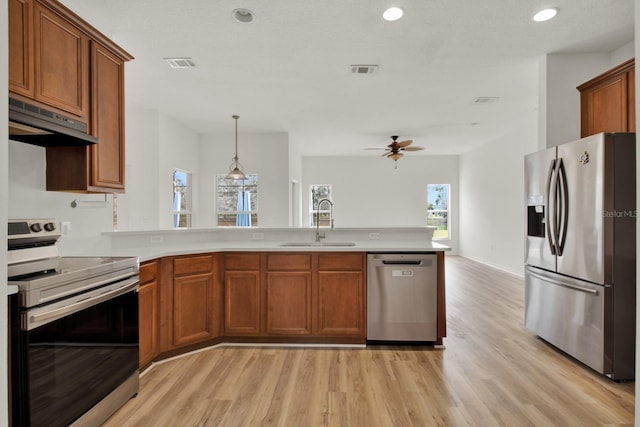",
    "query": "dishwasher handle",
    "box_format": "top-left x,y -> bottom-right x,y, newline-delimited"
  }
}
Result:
382,260 -> 423,265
